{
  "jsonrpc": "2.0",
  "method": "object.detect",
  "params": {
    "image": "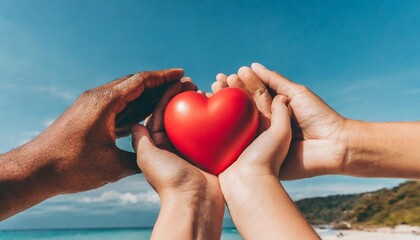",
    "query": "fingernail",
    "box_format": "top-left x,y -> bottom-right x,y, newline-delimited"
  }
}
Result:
216,73 -> 226,81
252,62 -> 266,69
181,77 -> 192,82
